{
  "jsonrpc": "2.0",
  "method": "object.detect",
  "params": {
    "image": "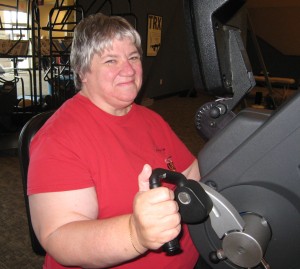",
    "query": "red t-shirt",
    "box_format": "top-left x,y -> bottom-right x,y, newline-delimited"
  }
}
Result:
28,93 -> 199,269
